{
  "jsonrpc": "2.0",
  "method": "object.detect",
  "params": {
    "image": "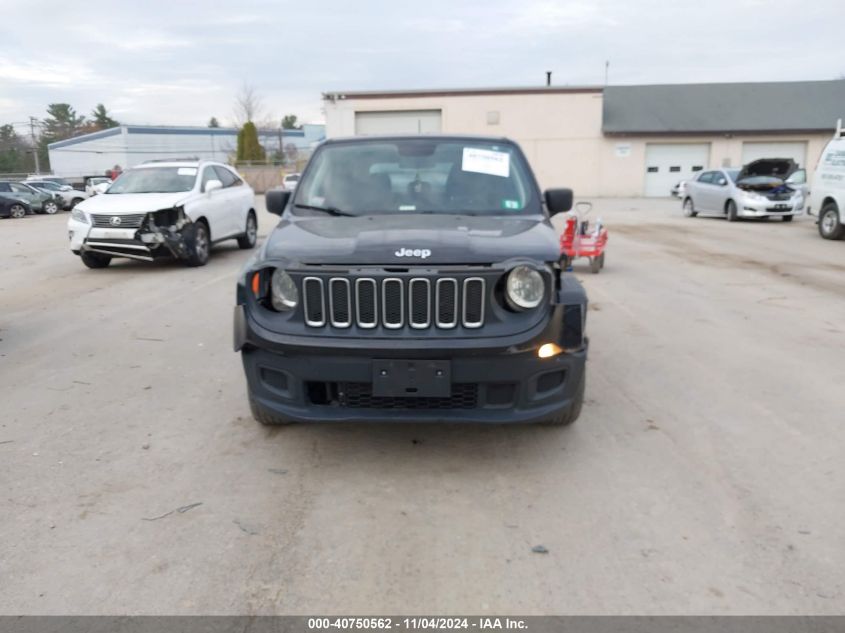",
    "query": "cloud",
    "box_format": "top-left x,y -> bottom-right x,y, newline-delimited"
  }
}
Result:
0,58 -> 96,87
